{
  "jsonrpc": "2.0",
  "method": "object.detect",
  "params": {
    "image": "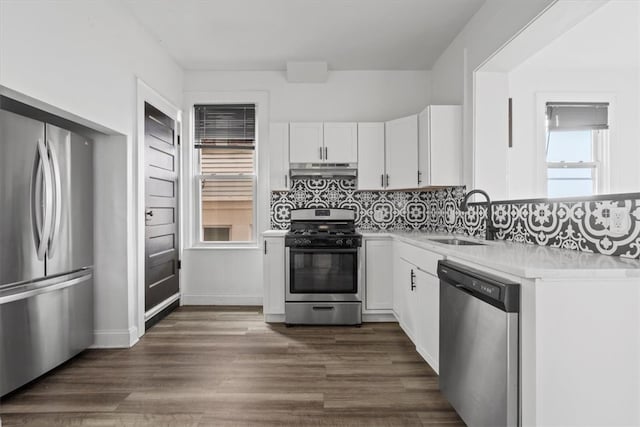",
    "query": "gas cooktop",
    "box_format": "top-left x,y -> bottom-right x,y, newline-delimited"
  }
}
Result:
284,208 -> 362,248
